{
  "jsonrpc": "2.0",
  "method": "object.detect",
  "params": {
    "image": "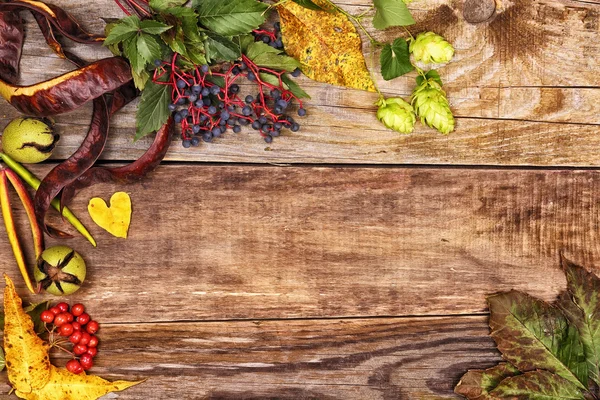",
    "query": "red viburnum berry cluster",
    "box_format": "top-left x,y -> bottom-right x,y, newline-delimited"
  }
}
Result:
40,302 -> 100,373
153,51 -> 306,148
